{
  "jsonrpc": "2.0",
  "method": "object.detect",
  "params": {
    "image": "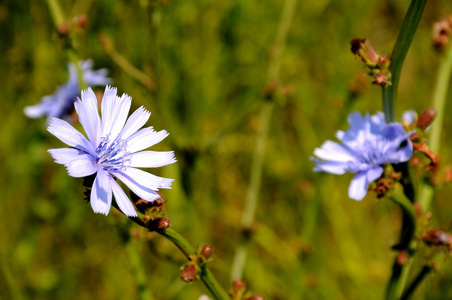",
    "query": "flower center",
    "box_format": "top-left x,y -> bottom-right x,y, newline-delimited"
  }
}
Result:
355,139 -> 382,165
95,134 -> 131,171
